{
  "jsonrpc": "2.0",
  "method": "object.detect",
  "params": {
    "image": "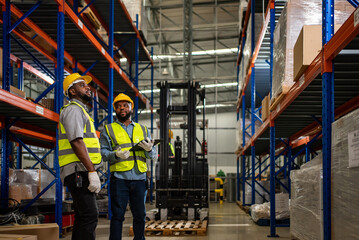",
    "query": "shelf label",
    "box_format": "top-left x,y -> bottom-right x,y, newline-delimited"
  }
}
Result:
355,8 -> 359,27
78,19 -> 83,29
101,47 -> 106,55
36,106 -> 44,115
348,129 -> 359,168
